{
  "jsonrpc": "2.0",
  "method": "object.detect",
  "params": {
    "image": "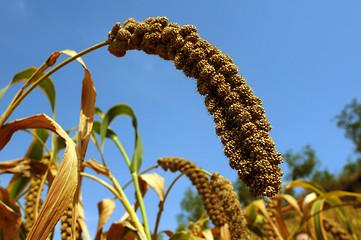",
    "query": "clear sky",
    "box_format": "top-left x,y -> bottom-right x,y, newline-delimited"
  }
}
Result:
1,0 -> 361,238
